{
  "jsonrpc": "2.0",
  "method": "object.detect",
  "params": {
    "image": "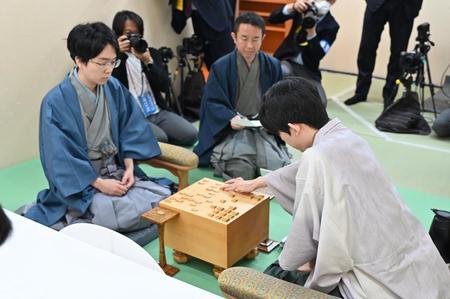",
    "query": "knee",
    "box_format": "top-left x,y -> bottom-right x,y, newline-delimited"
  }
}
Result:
173,126 -> 198,147
222,159 -> 256,180
181,128 -> 199,147
151,127 -> 168,143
